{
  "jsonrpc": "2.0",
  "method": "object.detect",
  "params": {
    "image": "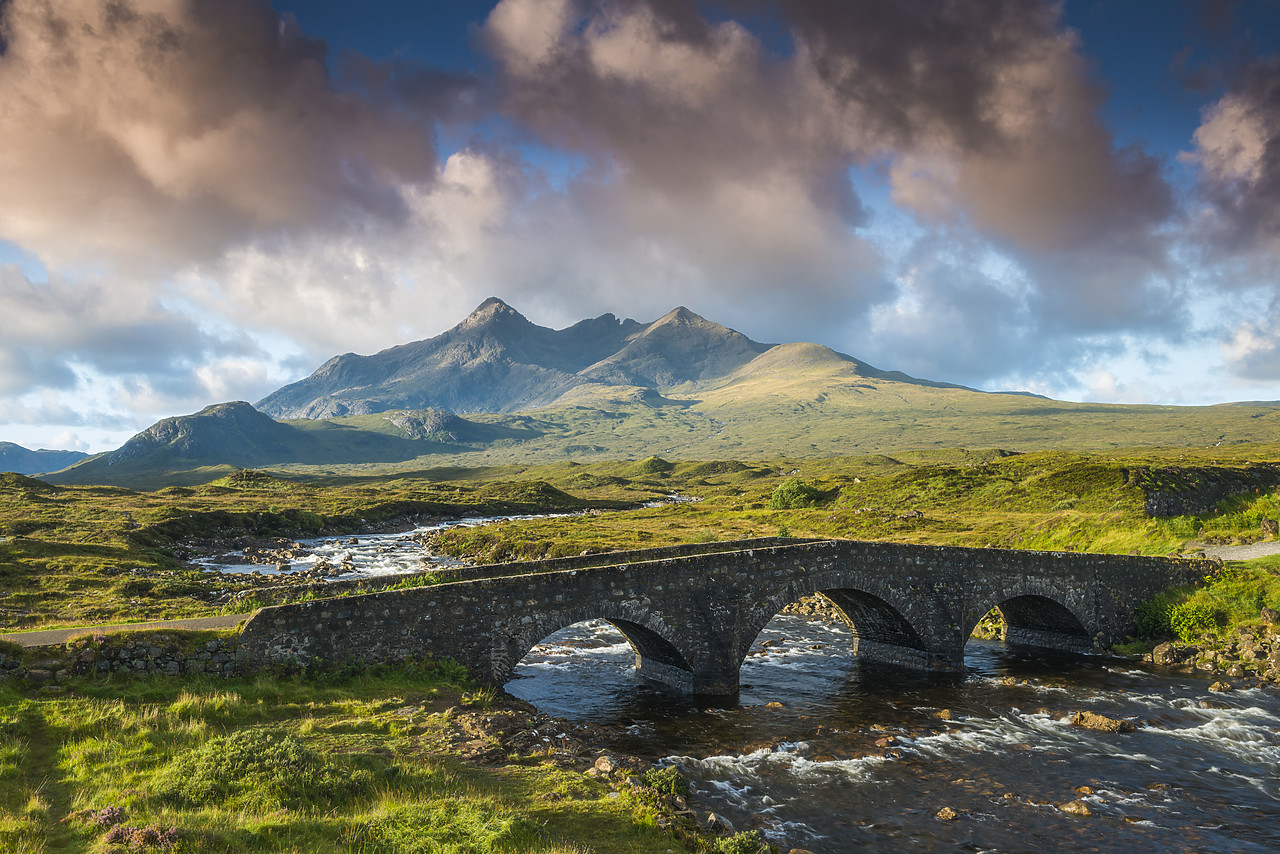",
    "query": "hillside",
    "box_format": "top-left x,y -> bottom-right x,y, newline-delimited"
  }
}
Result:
49,403 -> 506,488
0,442 -> 87,476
